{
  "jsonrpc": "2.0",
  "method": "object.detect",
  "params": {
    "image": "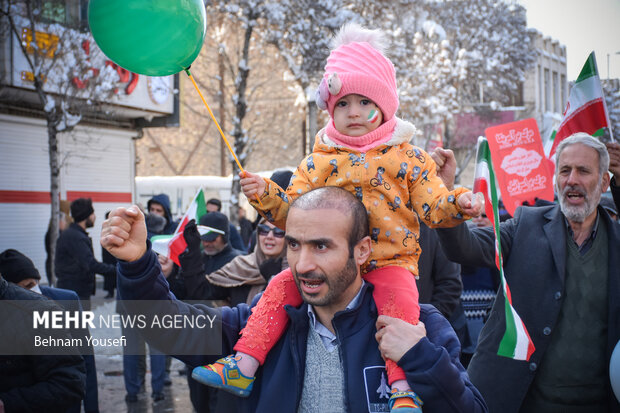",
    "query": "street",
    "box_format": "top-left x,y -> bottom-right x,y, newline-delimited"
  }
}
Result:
90,284 -> 193,413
